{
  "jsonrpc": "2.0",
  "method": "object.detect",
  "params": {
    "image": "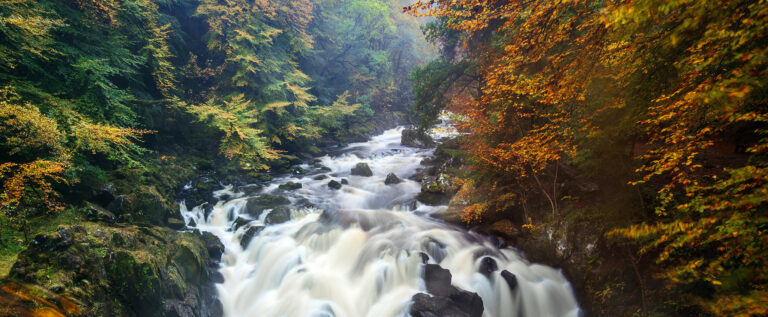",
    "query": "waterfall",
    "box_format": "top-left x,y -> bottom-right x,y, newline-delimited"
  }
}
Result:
181,127 -> 581,317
